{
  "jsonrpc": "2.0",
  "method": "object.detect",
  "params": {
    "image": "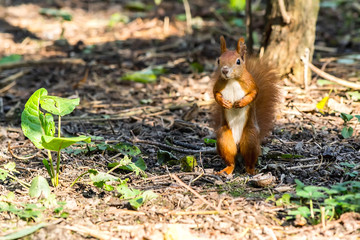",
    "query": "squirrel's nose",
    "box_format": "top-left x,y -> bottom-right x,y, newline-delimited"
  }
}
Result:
222,67 -> 229,75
